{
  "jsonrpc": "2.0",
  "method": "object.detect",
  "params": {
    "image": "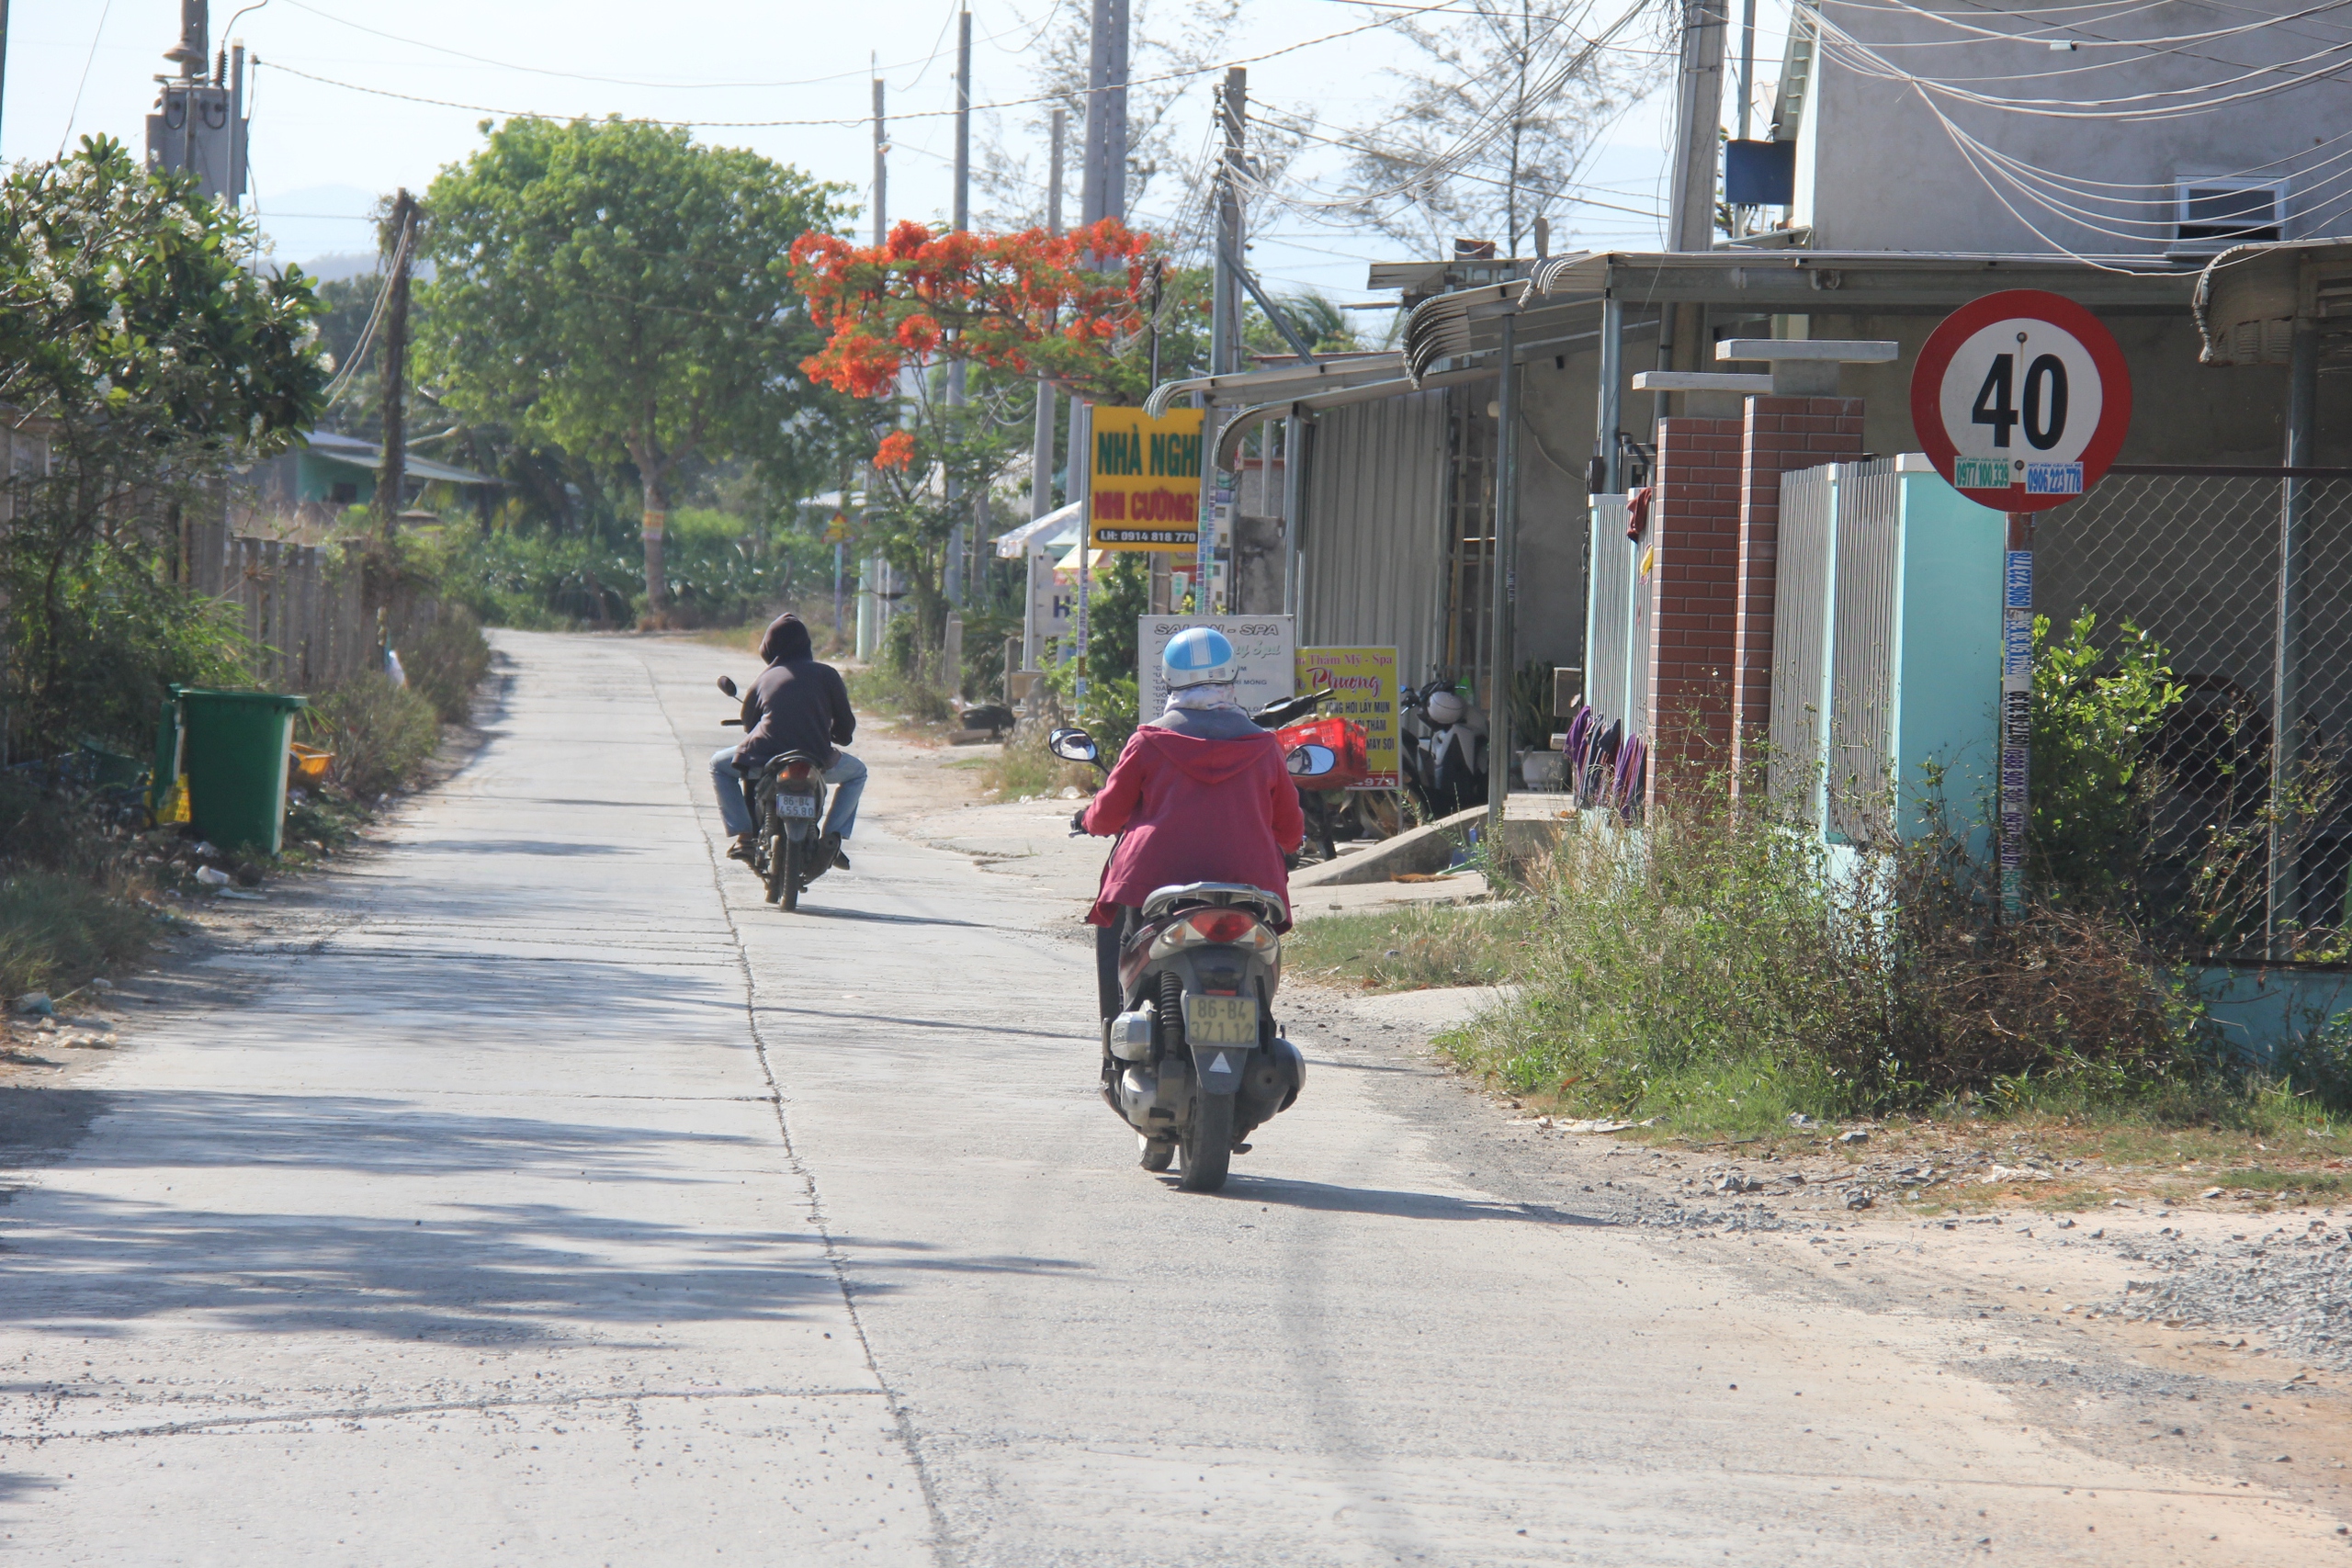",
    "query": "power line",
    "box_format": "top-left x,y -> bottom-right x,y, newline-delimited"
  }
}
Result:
255,2 -> 1475,131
